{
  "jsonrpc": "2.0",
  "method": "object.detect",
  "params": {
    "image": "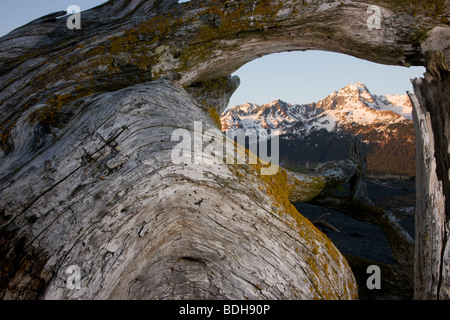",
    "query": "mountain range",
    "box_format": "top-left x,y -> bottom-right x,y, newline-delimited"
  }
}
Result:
221,82 -> 416,177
